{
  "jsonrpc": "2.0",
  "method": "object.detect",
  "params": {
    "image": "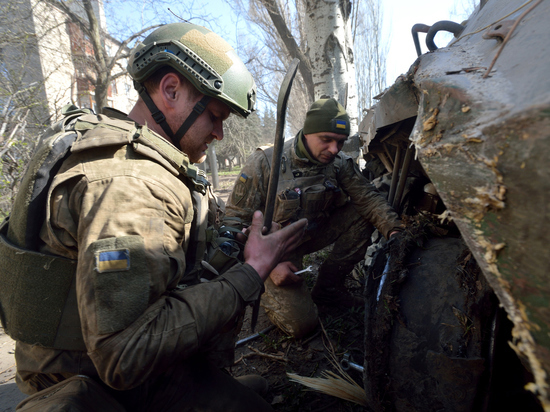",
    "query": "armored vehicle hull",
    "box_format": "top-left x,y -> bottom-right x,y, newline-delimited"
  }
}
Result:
360,0 -> 550,409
